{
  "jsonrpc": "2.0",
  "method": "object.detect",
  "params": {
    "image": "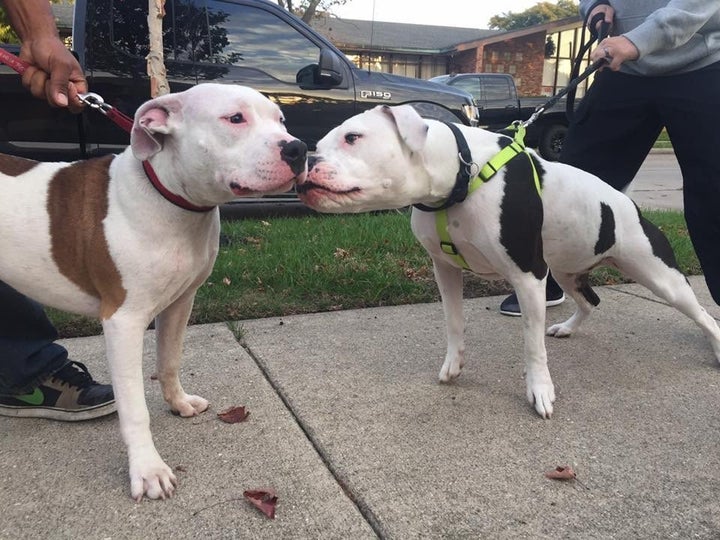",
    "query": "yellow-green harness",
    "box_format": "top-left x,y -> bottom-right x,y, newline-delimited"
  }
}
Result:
419,123 -> 542,271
